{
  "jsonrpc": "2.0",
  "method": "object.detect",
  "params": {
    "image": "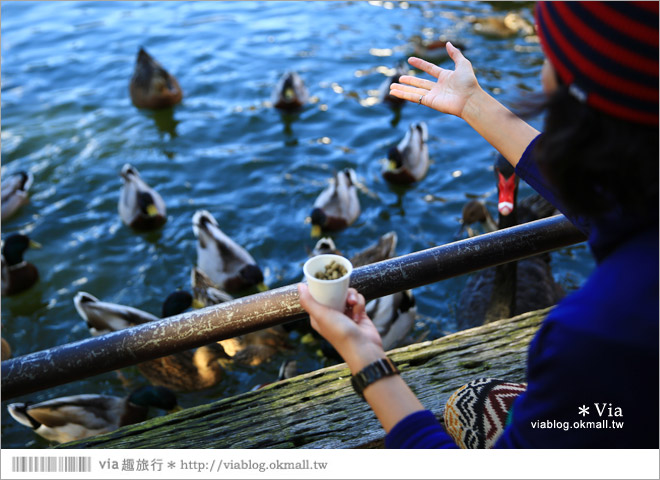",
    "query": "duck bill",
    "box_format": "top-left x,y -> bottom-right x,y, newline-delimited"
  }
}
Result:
29,240 -> 43,249
497,172 -> 517,216
146,204 -> 160,217
191,299 -> 206,309
311,225 -> 322,238
167,405 -> 183,414
256,282 -> 269,292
